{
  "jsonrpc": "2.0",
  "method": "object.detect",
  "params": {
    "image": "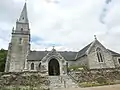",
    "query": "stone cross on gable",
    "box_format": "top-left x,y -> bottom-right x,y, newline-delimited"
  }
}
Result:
53,46 -> 55,49
51,46 -> 56,53
94,35 -> 97,40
